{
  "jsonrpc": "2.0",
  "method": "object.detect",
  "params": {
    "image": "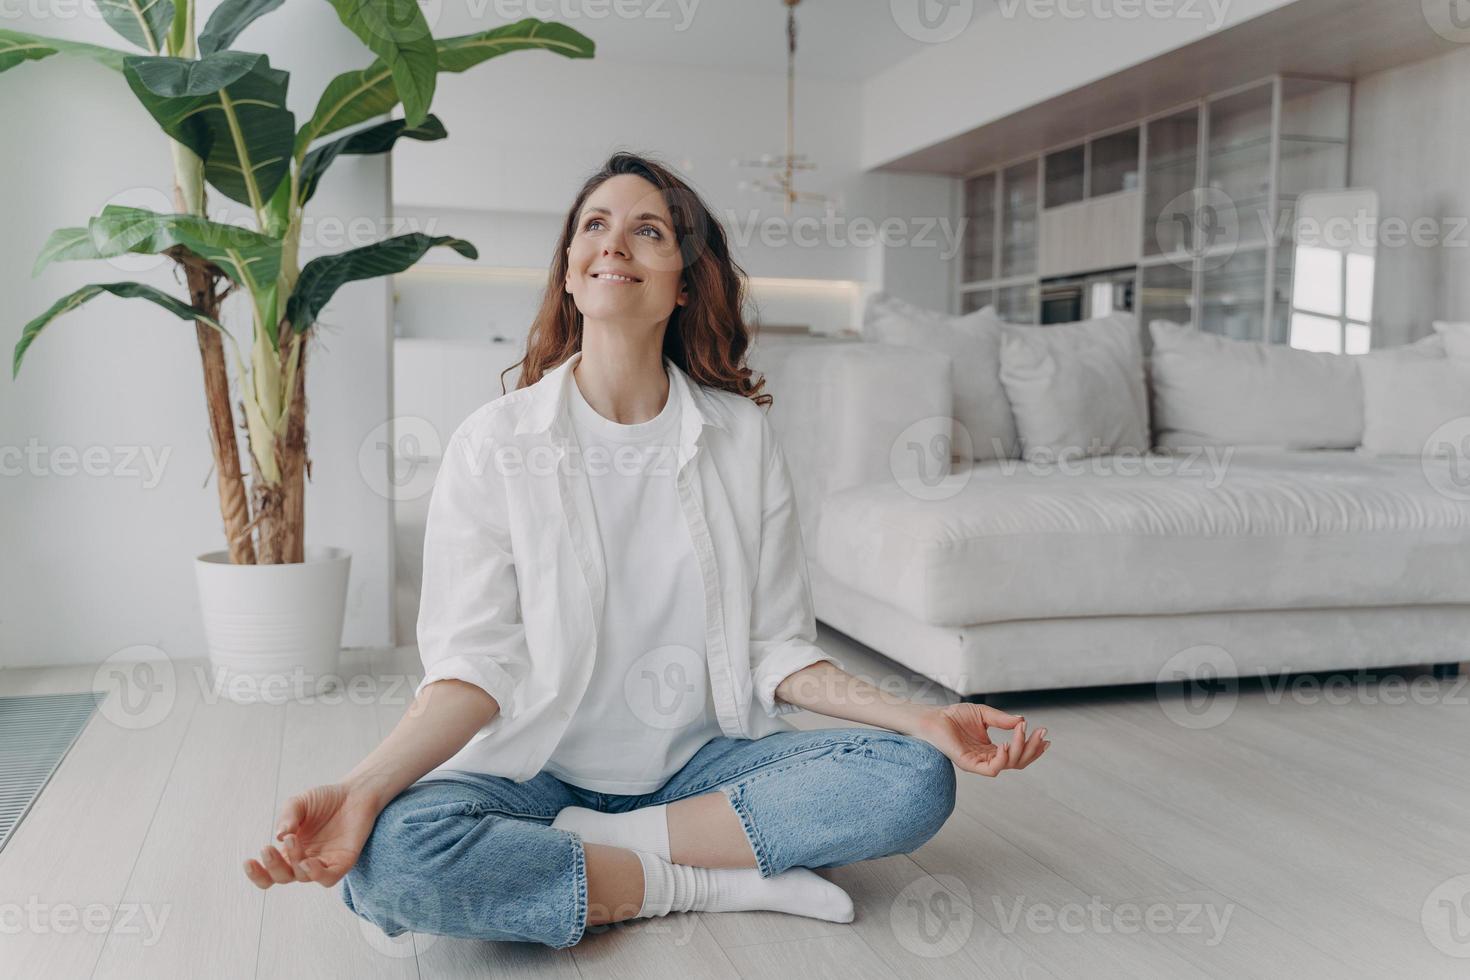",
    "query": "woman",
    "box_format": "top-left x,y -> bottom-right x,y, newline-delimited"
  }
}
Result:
241,152 -> 1050,949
